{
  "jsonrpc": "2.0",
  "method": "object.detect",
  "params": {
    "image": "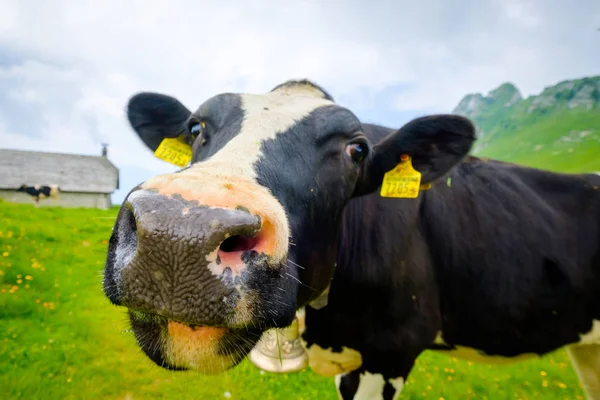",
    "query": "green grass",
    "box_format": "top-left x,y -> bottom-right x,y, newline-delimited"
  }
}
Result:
476,109 -> 600,174
0,200 -> 586,399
